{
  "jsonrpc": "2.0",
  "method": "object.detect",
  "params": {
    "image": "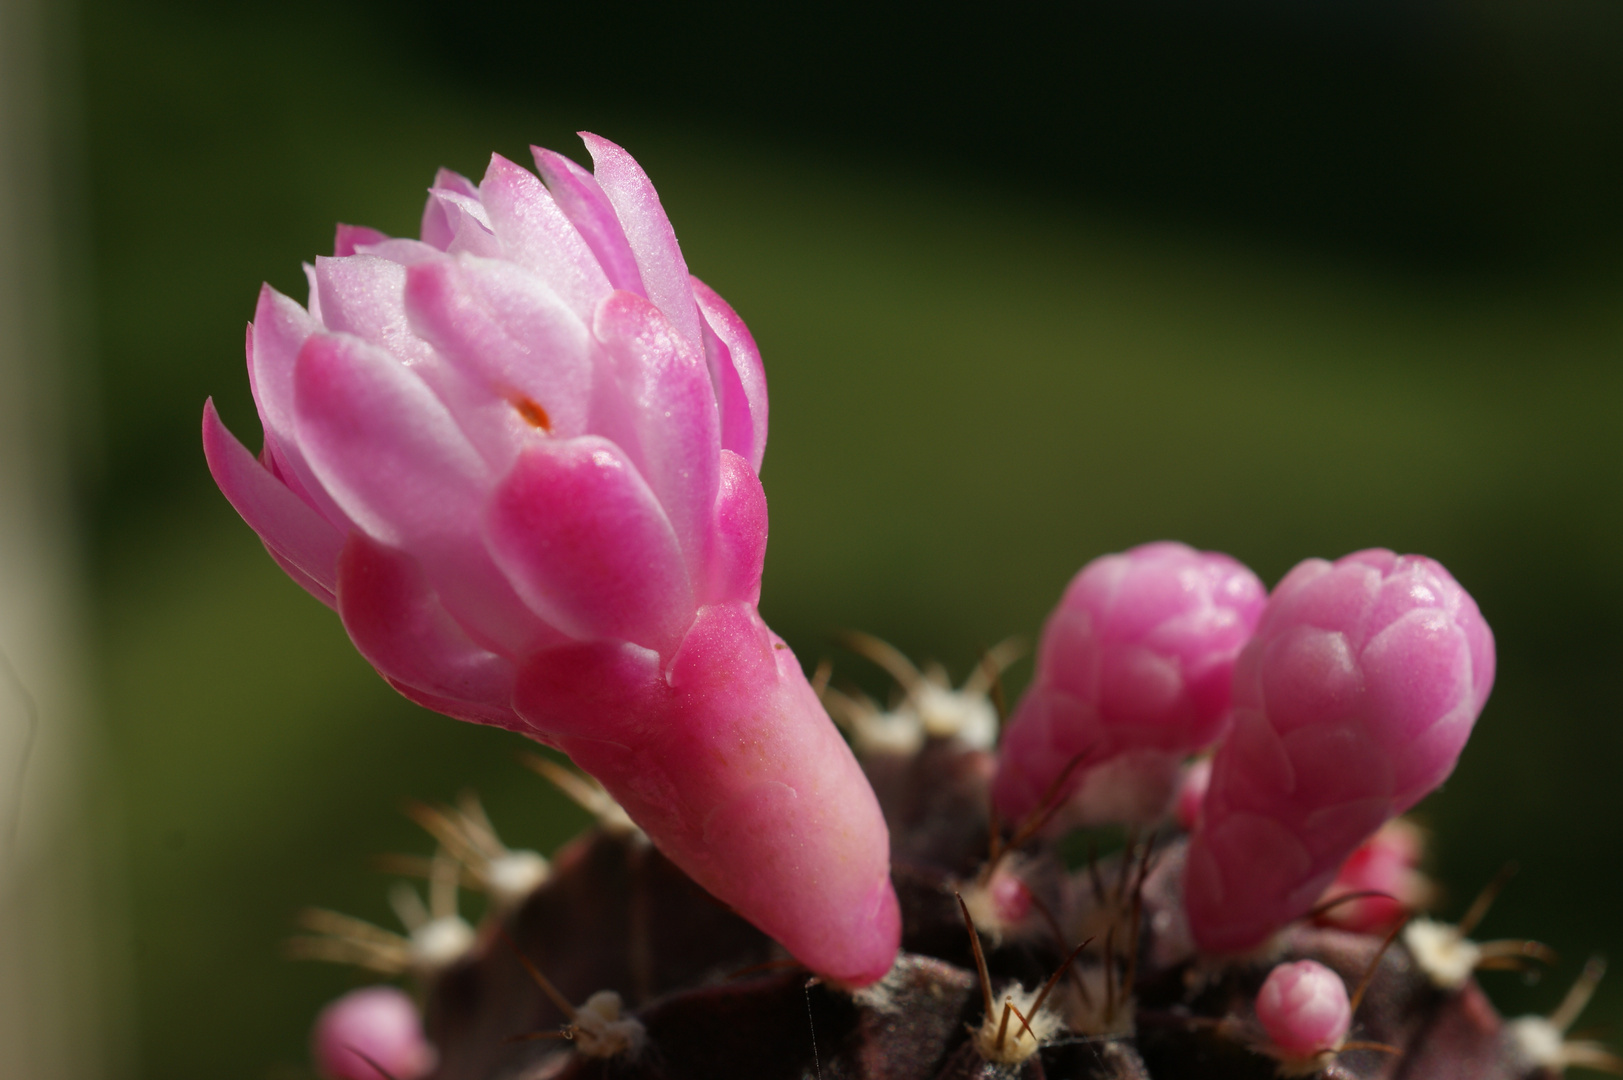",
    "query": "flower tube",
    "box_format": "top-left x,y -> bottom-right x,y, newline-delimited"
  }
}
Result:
202,135 -> 898,985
